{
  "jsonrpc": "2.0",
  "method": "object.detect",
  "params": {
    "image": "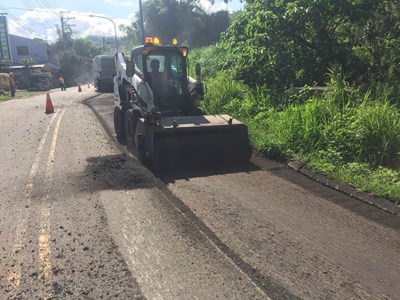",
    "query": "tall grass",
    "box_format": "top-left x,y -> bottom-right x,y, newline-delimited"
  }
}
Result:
201,71 -> 249,115
199,65 -> 400,201
357,100 -> 400,167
